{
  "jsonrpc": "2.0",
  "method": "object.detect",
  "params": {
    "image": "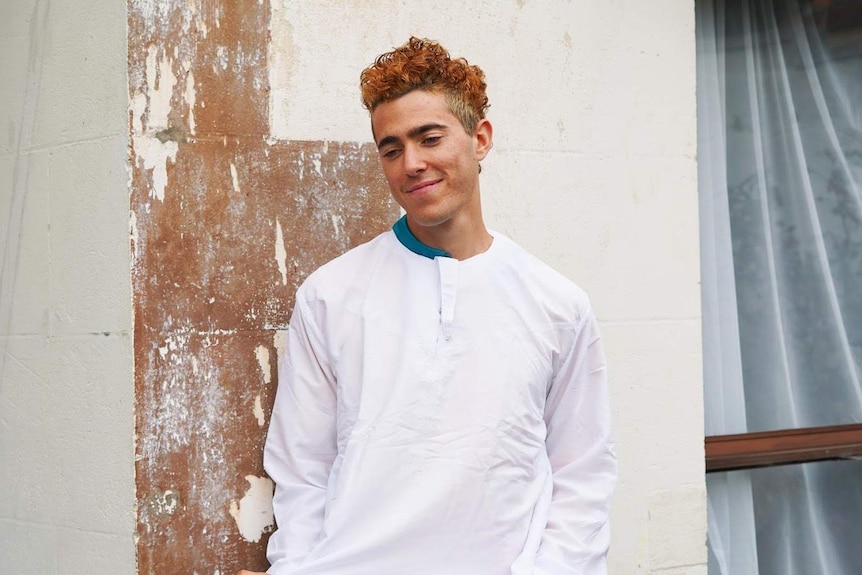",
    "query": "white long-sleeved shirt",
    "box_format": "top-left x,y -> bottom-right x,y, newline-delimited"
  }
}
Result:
265,220 -> 617,575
